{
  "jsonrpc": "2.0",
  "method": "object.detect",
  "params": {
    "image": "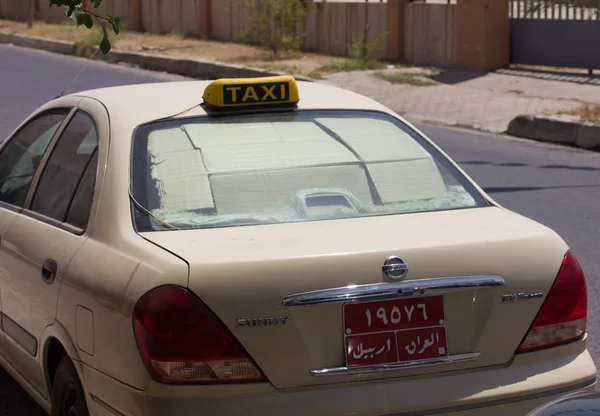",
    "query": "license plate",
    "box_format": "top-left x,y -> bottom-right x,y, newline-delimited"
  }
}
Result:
343,296 -> 448,367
